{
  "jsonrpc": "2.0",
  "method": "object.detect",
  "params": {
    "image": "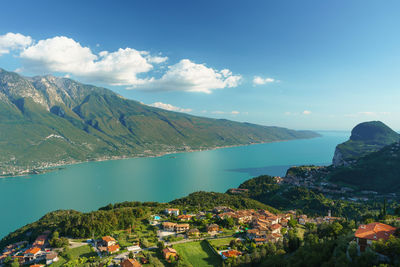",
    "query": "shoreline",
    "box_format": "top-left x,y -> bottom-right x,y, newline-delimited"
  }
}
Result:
0,136 -> 319,179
